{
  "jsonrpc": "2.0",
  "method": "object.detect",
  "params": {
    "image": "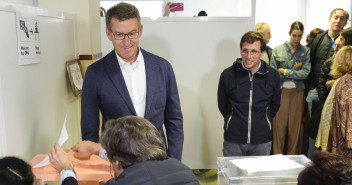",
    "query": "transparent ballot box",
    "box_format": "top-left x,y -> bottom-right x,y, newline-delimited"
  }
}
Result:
217,155 -> 311,185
